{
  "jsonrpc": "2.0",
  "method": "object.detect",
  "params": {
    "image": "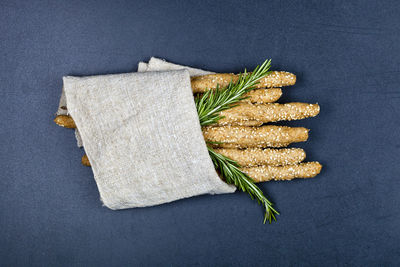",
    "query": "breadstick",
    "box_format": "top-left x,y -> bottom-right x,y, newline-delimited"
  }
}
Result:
55,116 -> 309,148
225,120 -> 264,126
56,73 -> 285,119
242,162 -> 322,182
191,71 -> 296,93
203,125 -> 309,148
242,88 -> 282,104
52,114 -> 269,128
53,114 -> 261,129
81,155 -> 320,182
54,115 -> 76,128
53,101 -> 317,129
54,89 -> 281,127
54,86 -> 283,129
214,148 -> 306,167
217,103 -> 320,126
